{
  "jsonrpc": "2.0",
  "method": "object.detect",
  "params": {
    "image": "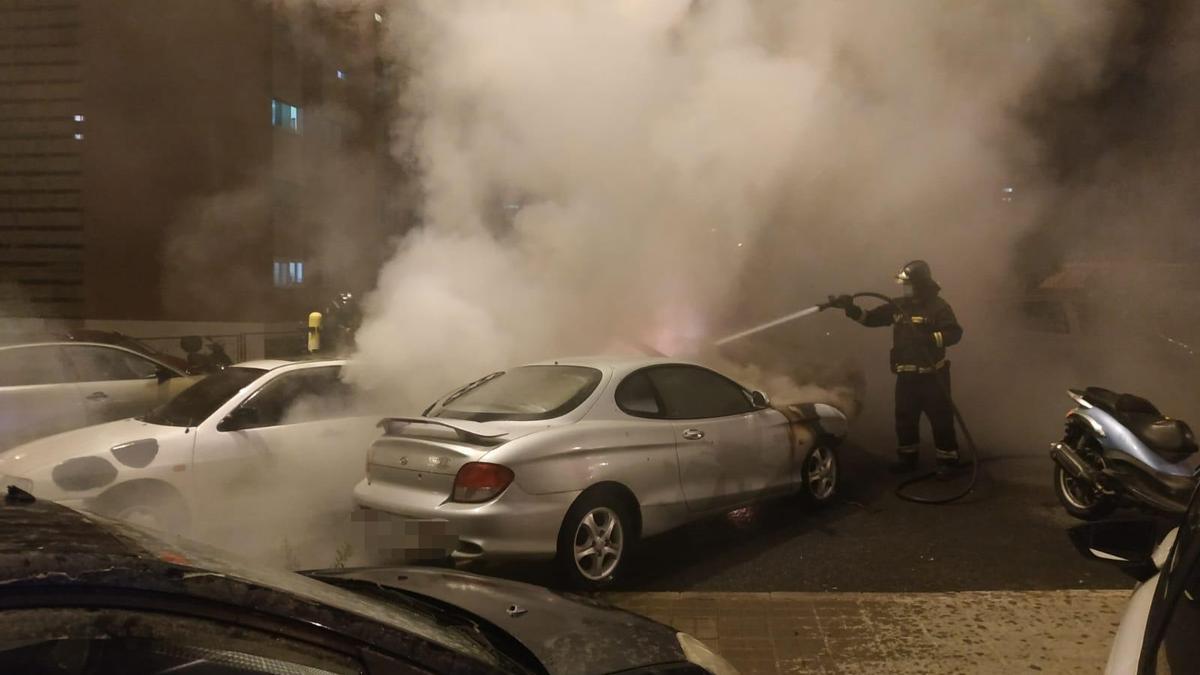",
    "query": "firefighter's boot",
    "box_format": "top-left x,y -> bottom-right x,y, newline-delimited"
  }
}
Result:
889,447 -> 919,474
935,448 -> 962,480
